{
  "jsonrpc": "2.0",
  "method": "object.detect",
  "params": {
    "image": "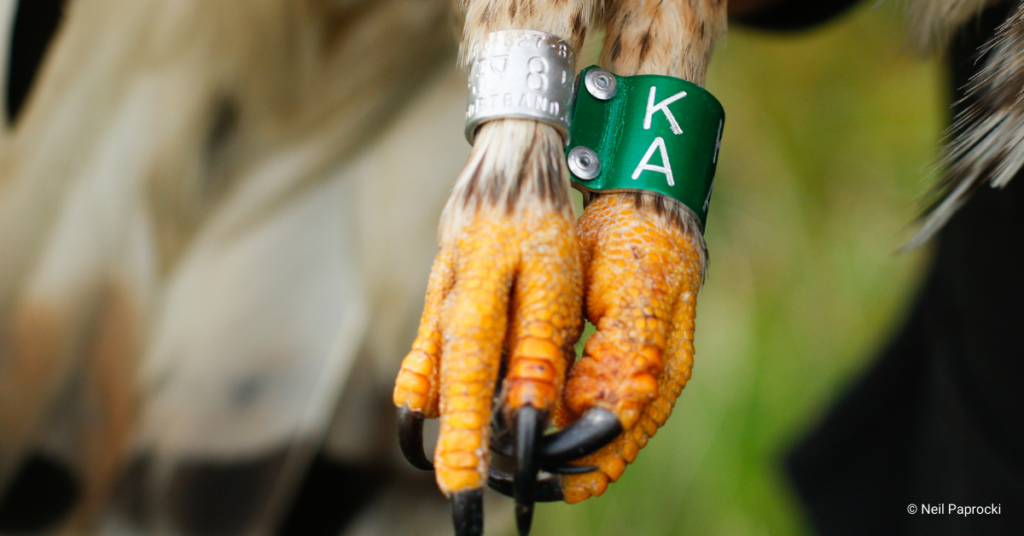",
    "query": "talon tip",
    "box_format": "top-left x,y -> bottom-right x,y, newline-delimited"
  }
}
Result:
515,500 -> 535,536
514,406 -> 544,536
452,489 -> 484,536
